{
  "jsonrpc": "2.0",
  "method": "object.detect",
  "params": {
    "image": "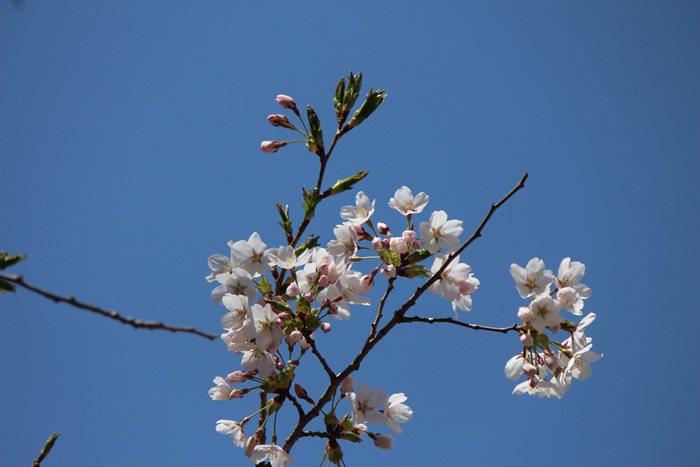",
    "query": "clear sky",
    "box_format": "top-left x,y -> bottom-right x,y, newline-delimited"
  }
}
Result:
2,1 -> 699,466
